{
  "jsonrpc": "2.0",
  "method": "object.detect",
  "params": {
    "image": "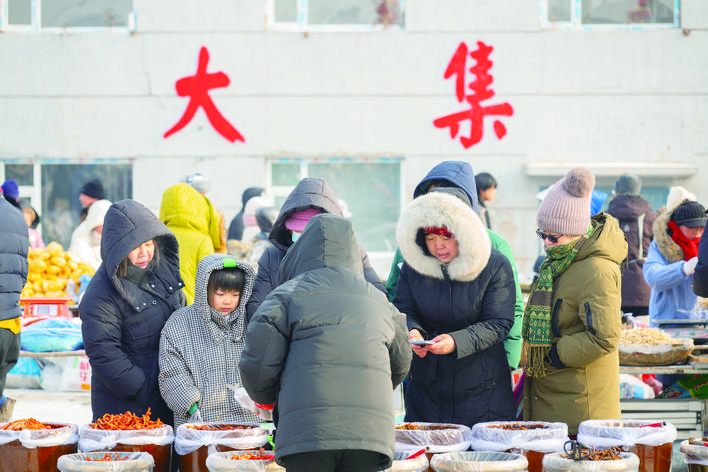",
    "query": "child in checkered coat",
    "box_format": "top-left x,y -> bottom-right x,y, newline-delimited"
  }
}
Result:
158,253 -> 261,427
